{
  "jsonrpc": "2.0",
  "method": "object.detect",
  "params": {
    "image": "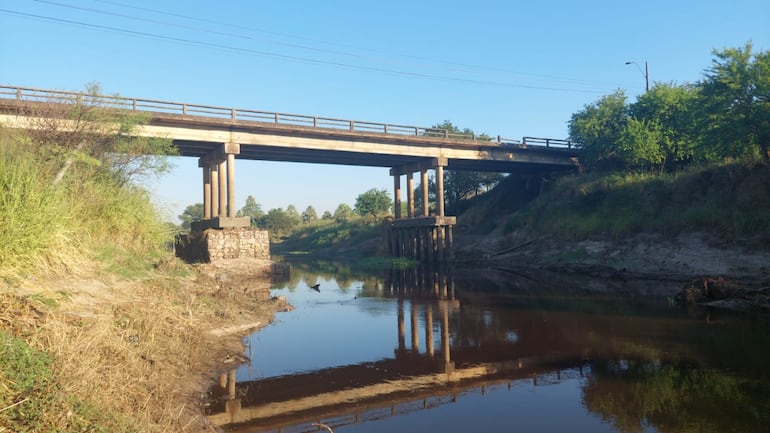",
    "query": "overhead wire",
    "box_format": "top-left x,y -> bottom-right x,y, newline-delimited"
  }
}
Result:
2,4 -> 618,94
89,0 -> 611,89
